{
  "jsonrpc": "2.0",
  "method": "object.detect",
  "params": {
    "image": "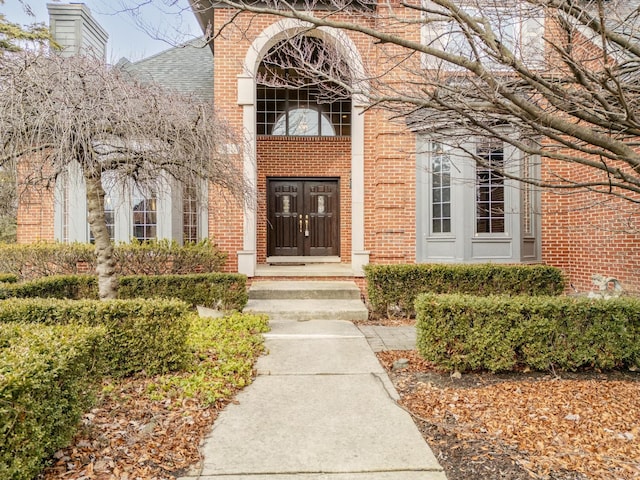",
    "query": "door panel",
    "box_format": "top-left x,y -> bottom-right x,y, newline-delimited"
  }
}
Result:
306,181 -> 338,256
268,181 -> 302,256
268,179 -> 339,257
